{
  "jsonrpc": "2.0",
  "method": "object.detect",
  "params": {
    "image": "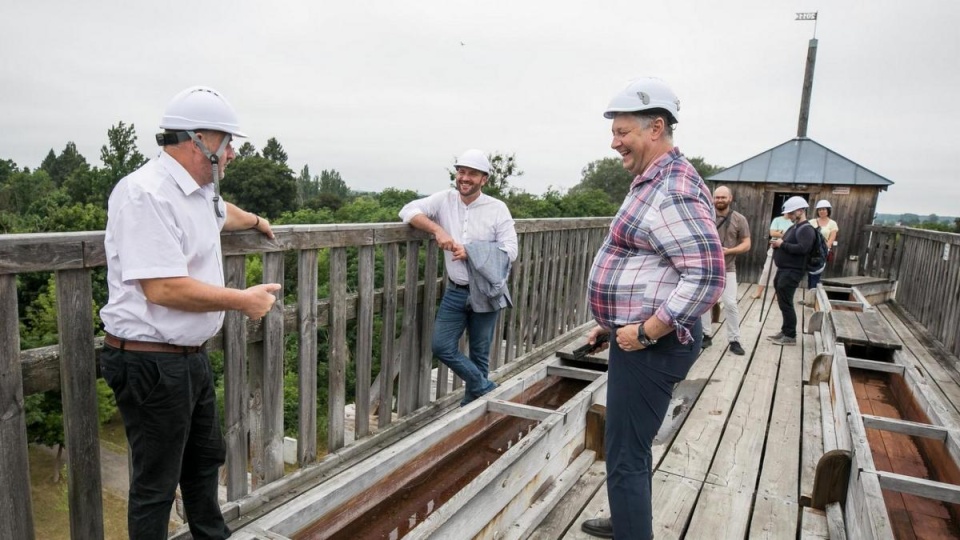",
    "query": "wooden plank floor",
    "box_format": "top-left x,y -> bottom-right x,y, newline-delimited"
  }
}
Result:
535,283 -> 823,539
